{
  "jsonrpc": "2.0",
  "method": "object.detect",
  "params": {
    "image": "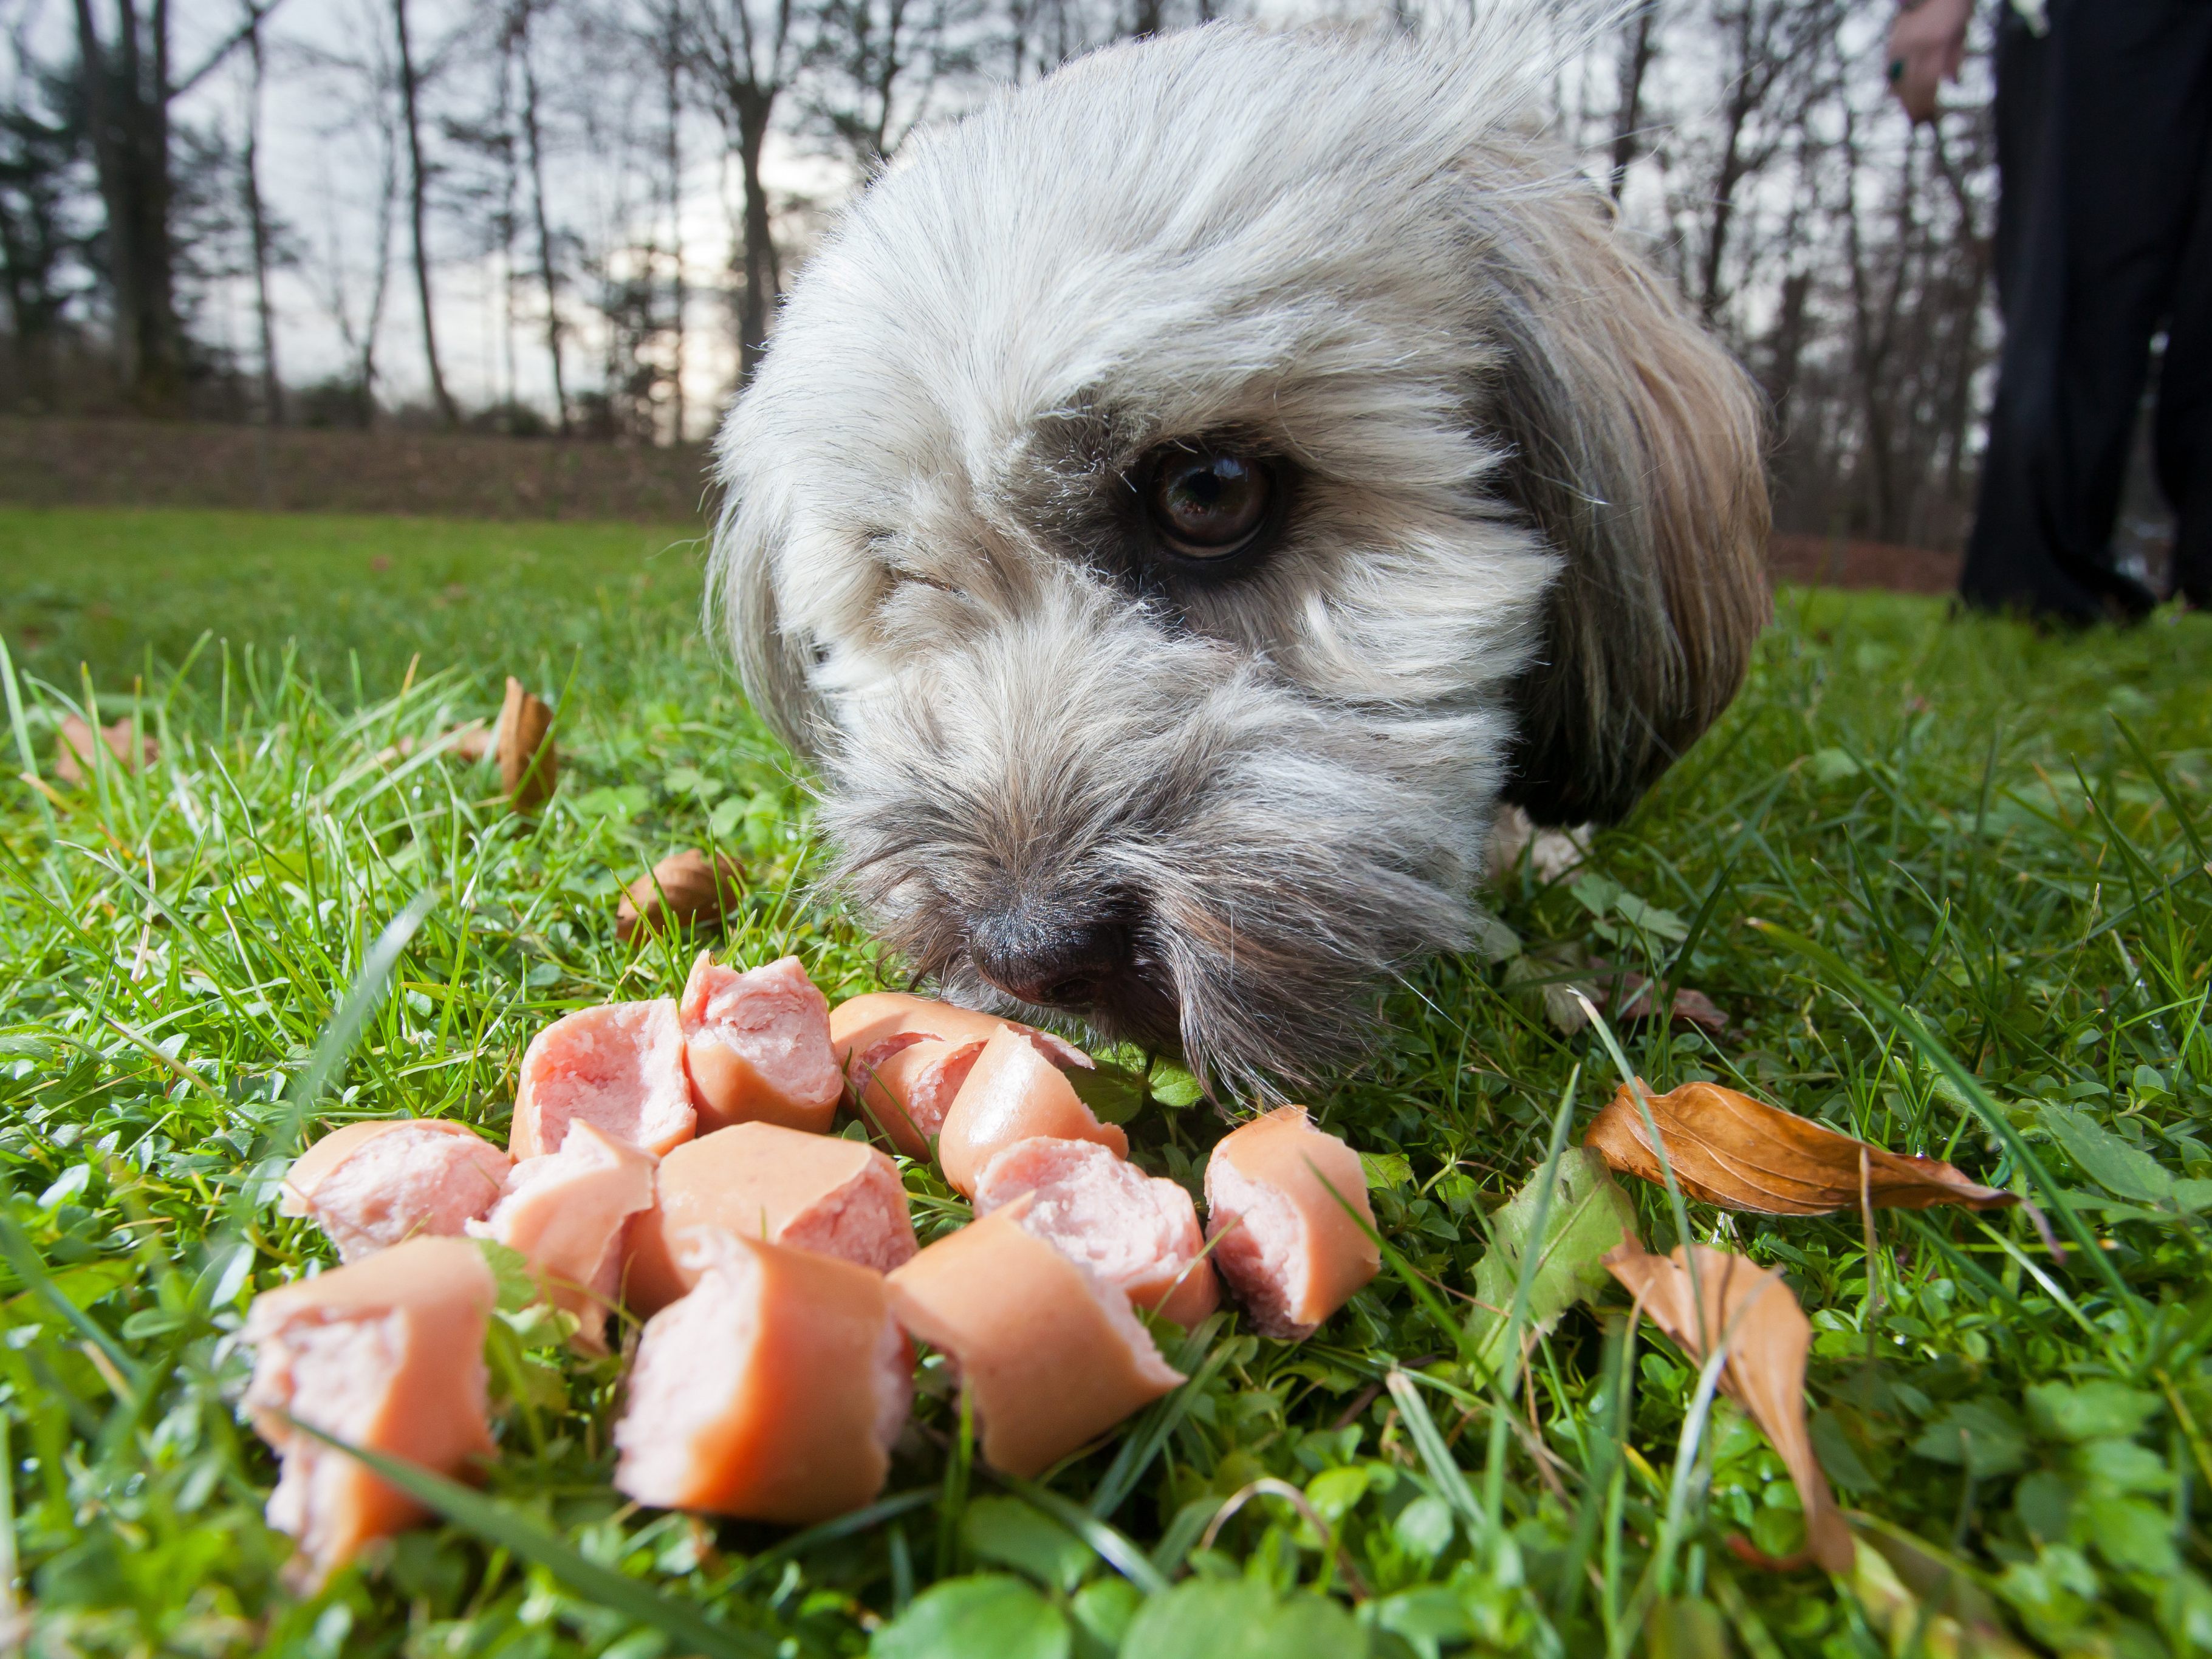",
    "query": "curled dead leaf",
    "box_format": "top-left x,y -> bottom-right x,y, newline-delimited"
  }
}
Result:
1586,1079 -> 2016,1216
498,679 -> 557,810
1591,959 -> 1729,1035
53,714 -> 157,786
377,719 -> 491,768
1603,1237 -> 1855,1574
617,850 -> 743,940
